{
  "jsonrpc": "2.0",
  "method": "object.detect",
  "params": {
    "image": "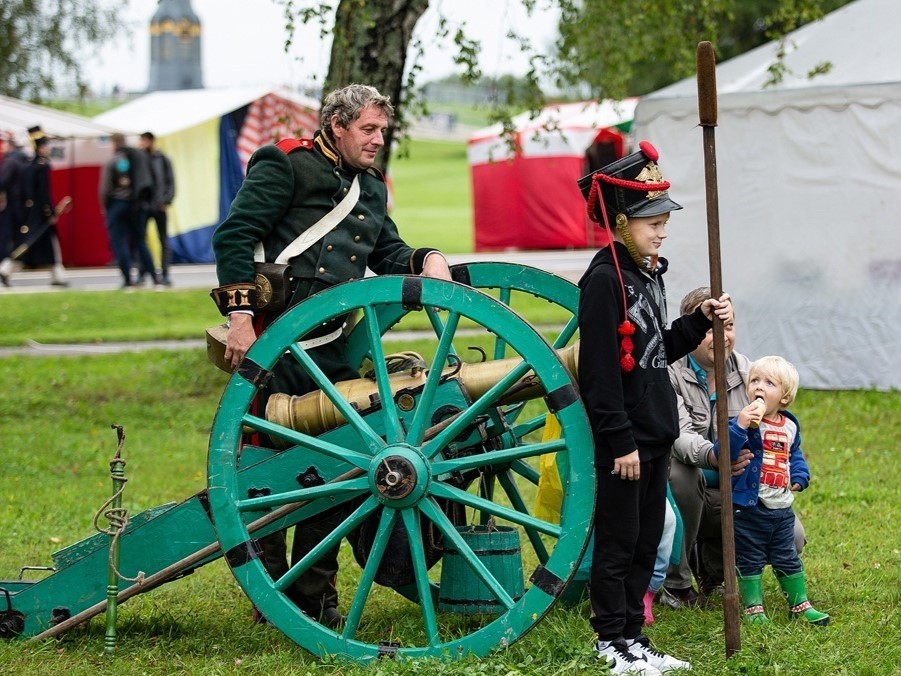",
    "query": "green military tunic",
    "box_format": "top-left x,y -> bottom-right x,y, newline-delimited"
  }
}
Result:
210,131 -> 440,617
212,131 -> 436,310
